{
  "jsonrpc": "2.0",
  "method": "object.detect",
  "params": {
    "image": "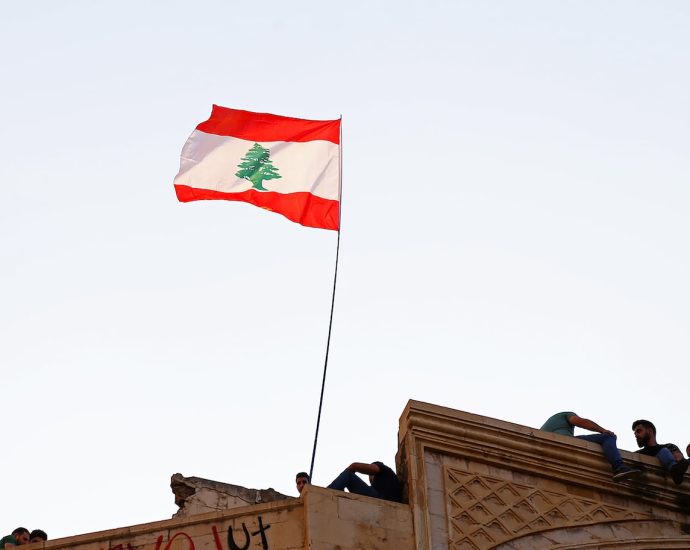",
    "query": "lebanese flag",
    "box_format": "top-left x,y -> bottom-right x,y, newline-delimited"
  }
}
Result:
174,106 -> 341,231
